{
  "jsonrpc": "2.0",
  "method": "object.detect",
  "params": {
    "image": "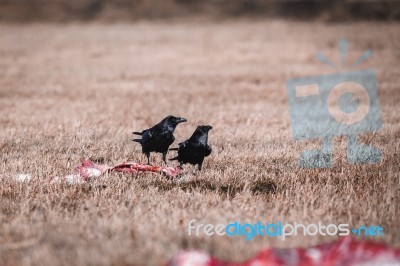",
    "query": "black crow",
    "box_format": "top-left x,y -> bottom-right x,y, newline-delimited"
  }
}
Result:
132,116 -> 187,165
170,125 -> 212,171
